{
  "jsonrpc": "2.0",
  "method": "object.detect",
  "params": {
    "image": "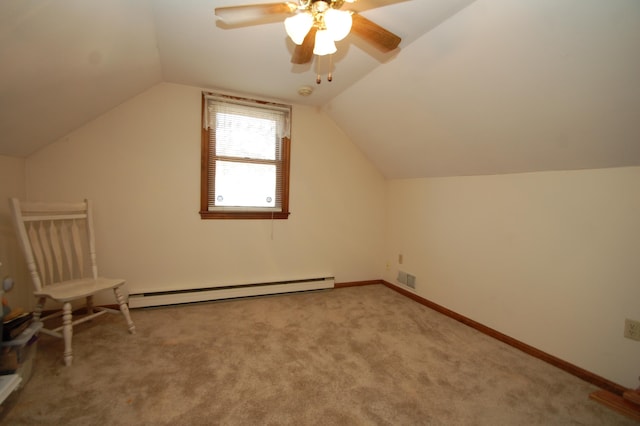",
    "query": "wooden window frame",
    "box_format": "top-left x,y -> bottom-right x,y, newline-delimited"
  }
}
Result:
200,92 -> 291,220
